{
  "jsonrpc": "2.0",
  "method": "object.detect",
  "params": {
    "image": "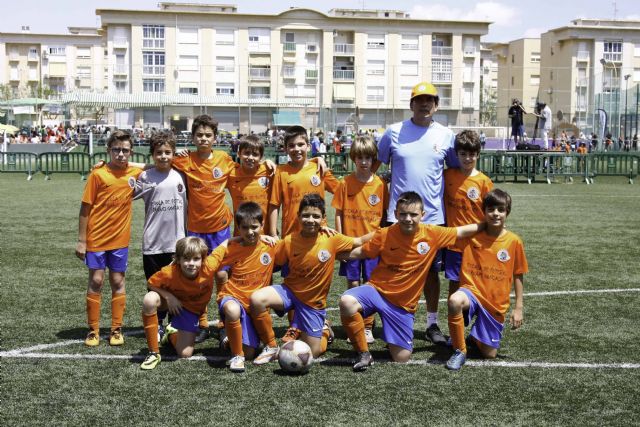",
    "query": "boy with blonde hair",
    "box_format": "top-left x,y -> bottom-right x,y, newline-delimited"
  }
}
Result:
76,131 -> 143,347
332,135 -> 388,343
446,189 -> 528,371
